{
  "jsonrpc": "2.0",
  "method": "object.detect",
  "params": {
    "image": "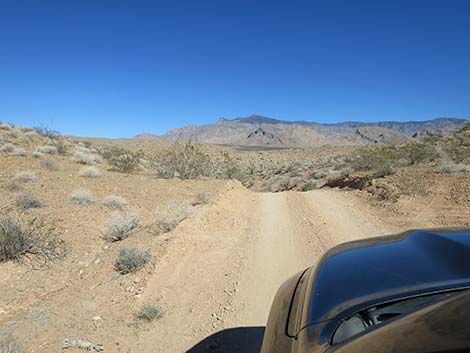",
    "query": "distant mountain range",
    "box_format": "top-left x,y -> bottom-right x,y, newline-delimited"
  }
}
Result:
135,115 -> 469,147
